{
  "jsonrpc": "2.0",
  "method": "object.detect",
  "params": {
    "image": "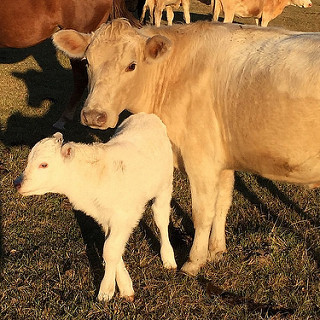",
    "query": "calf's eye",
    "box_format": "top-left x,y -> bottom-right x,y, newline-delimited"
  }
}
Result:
39,163 -> 48,168
125,62 -> 136,72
